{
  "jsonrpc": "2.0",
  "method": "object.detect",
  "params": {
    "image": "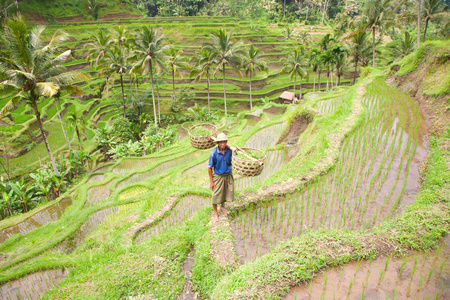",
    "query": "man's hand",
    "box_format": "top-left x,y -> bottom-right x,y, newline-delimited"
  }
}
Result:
210,181 -> 215,191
